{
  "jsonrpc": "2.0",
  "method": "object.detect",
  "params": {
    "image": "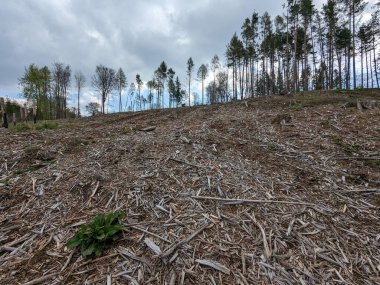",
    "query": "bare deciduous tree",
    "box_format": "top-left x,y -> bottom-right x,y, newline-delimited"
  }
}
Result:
92,65 -> 115,114
52,63 -> 71,119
